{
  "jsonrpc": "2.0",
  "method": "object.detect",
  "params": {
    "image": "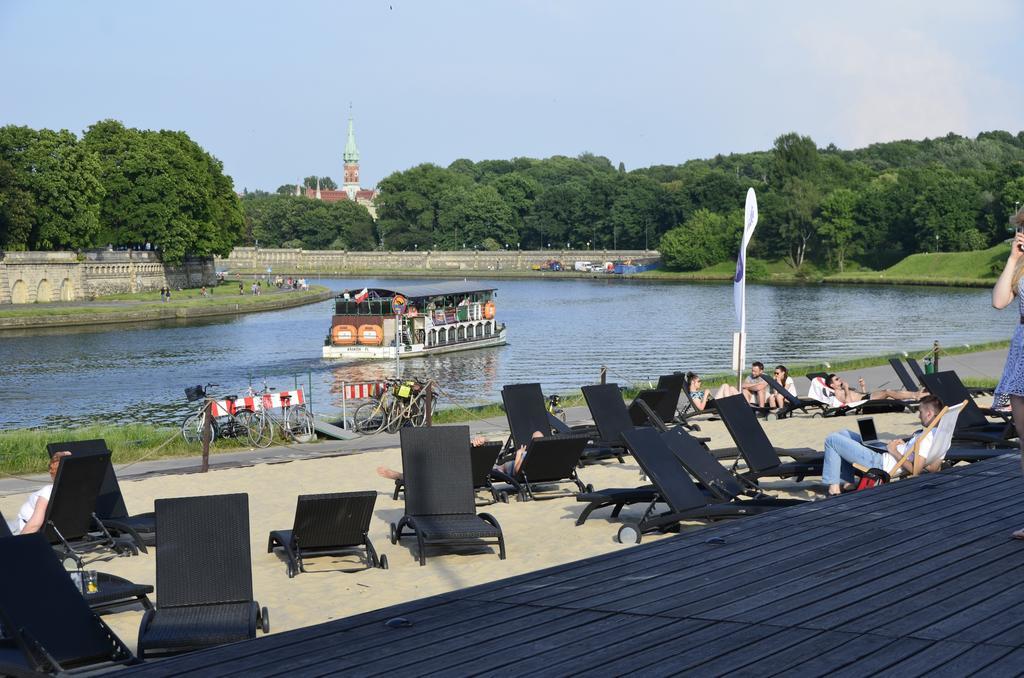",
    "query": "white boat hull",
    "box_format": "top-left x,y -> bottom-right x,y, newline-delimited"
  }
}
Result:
323,328 -> 507,360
